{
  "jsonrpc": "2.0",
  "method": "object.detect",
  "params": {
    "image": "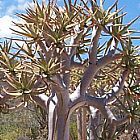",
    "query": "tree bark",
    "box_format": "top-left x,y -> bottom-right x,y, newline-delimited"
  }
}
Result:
89,107 -> 99,140
56,110 -> 69,140
77,109 -> 82,140
82,108 -> 87,140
